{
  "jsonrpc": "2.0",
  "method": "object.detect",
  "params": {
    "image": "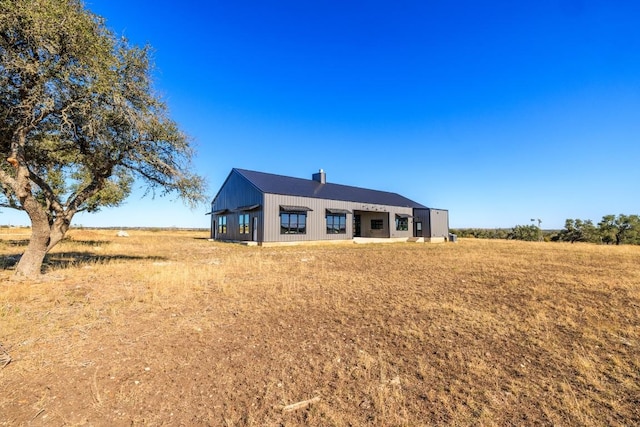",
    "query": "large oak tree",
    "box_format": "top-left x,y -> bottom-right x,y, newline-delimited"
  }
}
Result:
1,0 -> 205,277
